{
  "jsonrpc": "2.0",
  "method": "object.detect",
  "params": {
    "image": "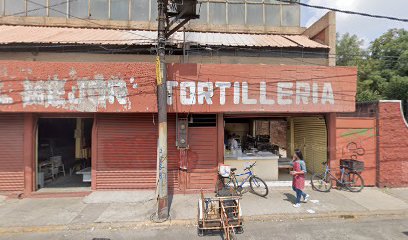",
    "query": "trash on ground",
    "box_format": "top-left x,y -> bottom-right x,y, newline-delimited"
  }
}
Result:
306,209 -> 316,214
310,200 -> 320,204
